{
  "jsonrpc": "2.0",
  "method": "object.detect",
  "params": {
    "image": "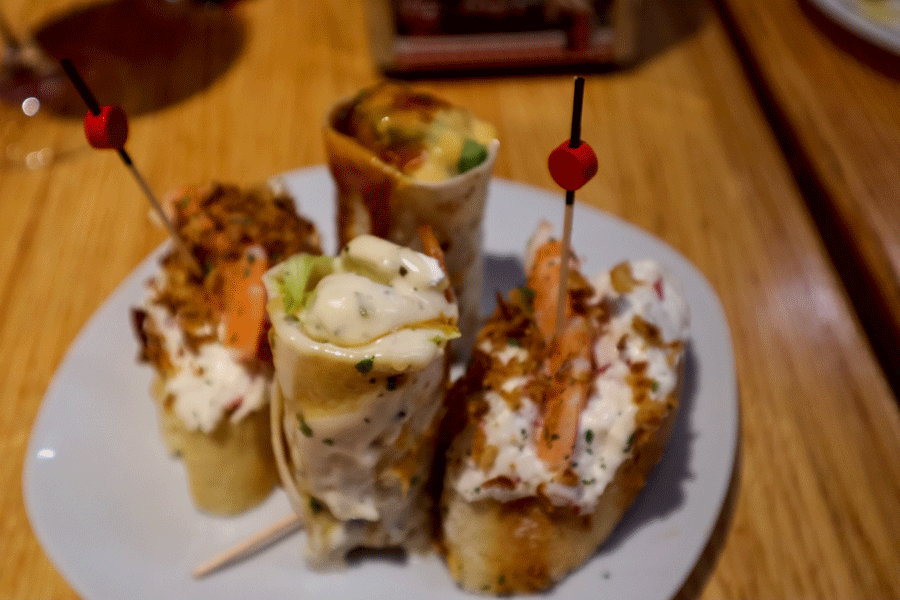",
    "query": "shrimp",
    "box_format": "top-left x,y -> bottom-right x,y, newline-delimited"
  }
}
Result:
526,223 -> 596,472
220,245 -> 269,362
418,224 -> 456,304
